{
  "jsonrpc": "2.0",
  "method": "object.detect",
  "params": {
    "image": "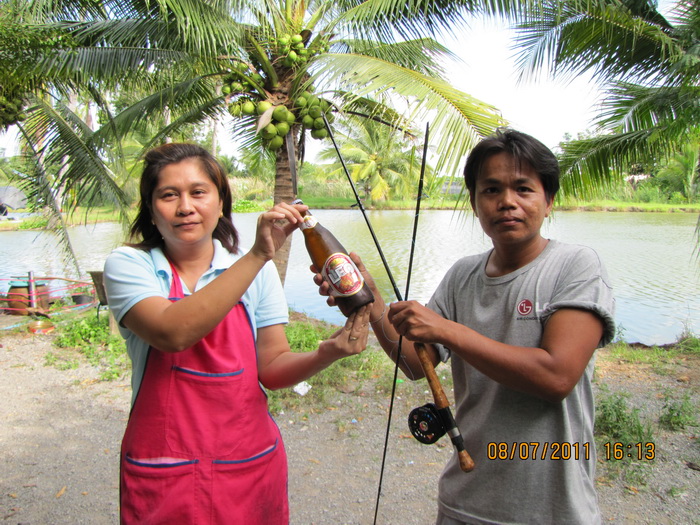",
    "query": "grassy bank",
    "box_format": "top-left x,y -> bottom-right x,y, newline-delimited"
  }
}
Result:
555,199 -> 700,213
2,197 -> 698,233
289,196 -> 700,213
33,307 -> 699,400
35,307 -> 698,487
